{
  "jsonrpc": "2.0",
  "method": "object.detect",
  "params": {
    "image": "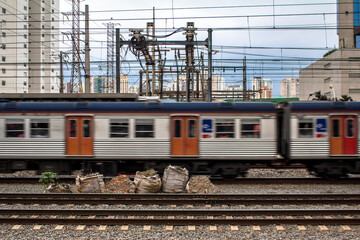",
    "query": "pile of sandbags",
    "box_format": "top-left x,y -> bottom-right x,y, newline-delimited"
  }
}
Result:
186,175 -> 220,194
76,173 -> 106,193
162,165 -> 189,193
106,175 -> 135,193
44,183 -> 72,193
134,169 -> 161,193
